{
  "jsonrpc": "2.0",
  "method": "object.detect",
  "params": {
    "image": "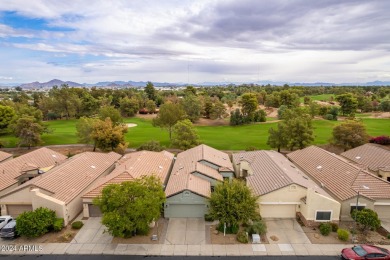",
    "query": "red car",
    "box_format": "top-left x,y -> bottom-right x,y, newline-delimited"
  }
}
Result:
341,245 -> 390,259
